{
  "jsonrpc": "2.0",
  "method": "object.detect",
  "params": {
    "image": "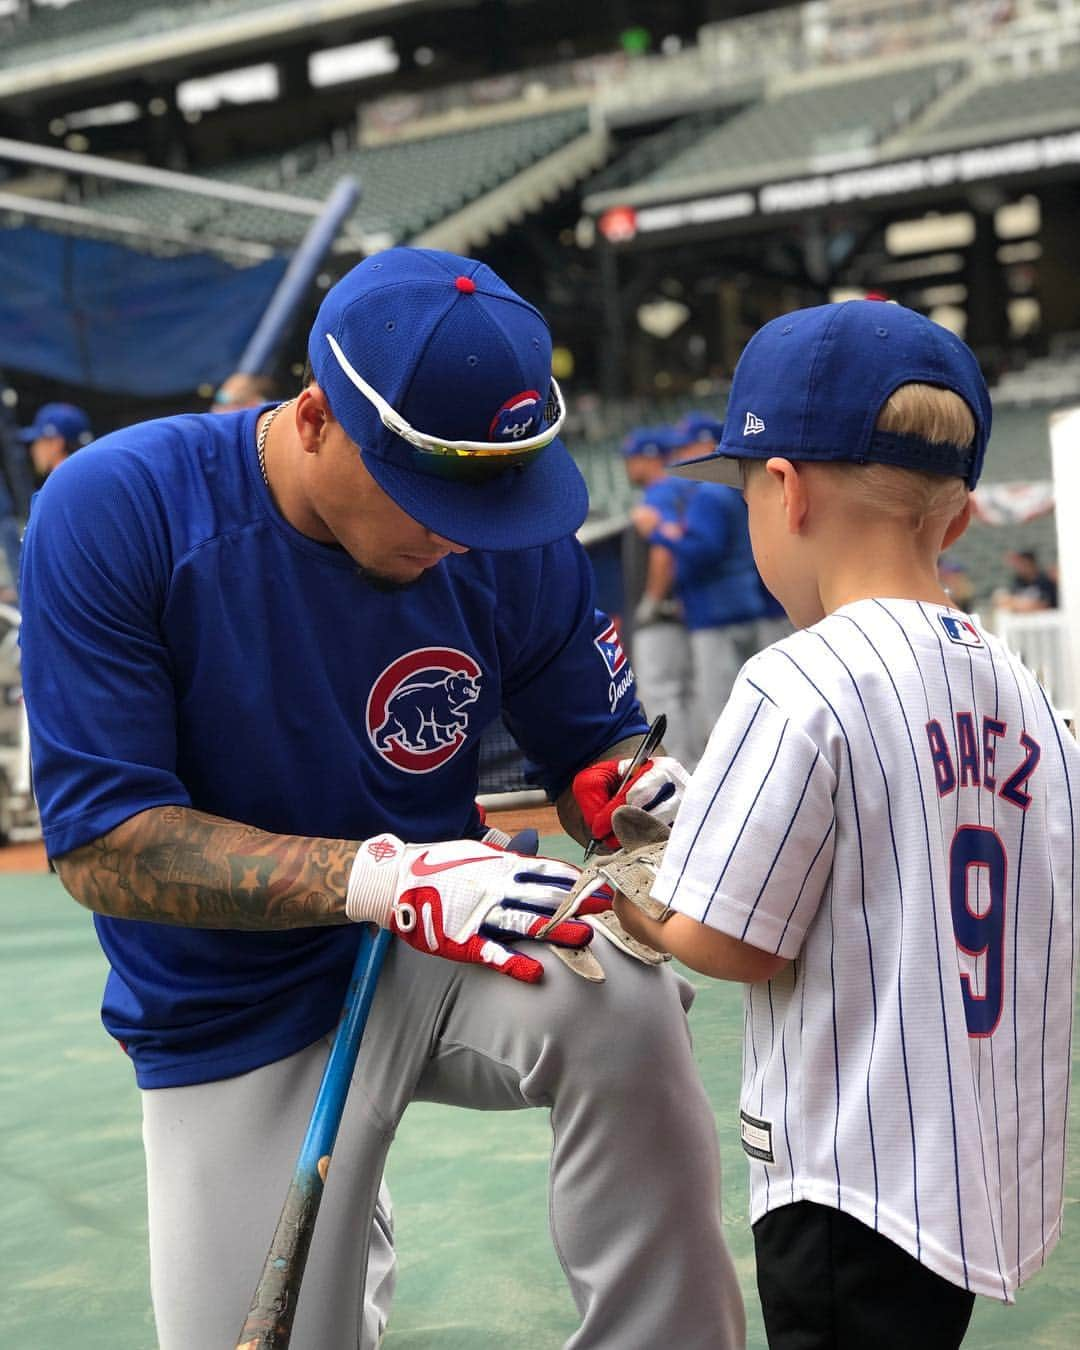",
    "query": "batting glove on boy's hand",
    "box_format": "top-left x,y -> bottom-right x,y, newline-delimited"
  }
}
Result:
345,836 -> 609,984
572,754 -> 690,852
